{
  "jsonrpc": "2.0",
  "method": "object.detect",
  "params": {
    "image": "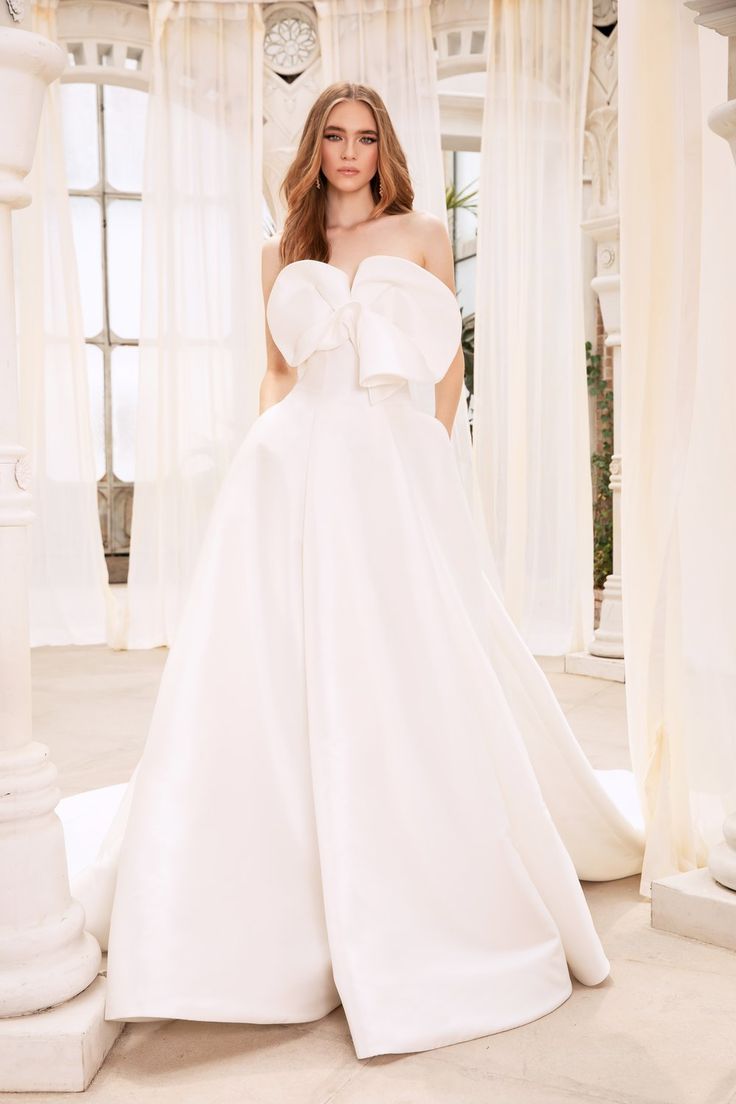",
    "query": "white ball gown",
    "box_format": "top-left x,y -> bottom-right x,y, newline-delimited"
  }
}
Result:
67,253 -> 644,1060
